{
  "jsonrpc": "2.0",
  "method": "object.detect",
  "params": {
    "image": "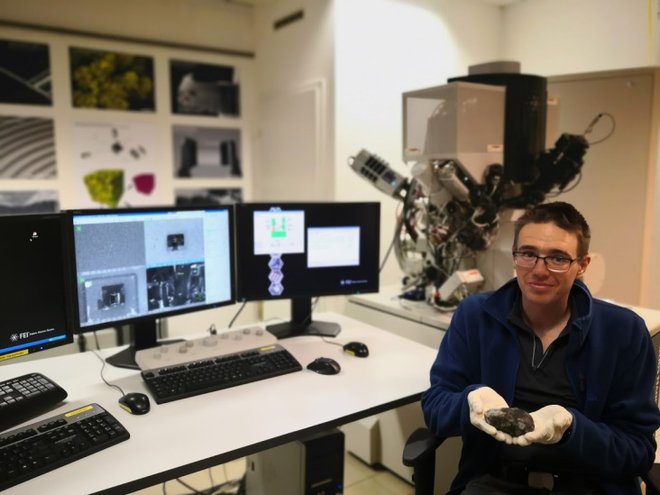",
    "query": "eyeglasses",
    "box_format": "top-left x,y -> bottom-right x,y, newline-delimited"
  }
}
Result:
512,251 -> 579,273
